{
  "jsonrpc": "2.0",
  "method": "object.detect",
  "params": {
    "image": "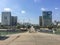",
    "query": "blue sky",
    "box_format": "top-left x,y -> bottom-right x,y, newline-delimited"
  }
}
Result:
0,0 -> 60,24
